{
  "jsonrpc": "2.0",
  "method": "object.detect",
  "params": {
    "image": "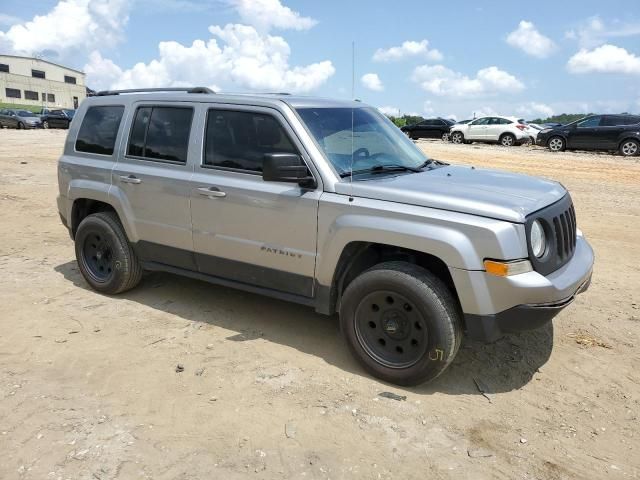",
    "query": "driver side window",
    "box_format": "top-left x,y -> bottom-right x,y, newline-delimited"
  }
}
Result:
577,116 -> 602,128
203,110 -> 298,173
